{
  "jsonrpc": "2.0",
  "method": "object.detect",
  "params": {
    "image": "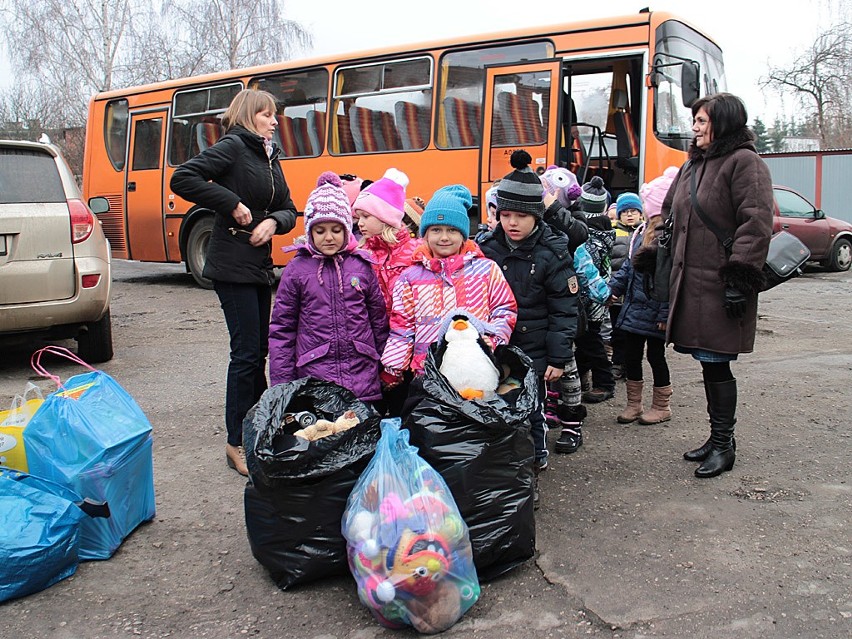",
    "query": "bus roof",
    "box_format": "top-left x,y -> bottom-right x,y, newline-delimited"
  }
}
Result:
91,9 -> 710,103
